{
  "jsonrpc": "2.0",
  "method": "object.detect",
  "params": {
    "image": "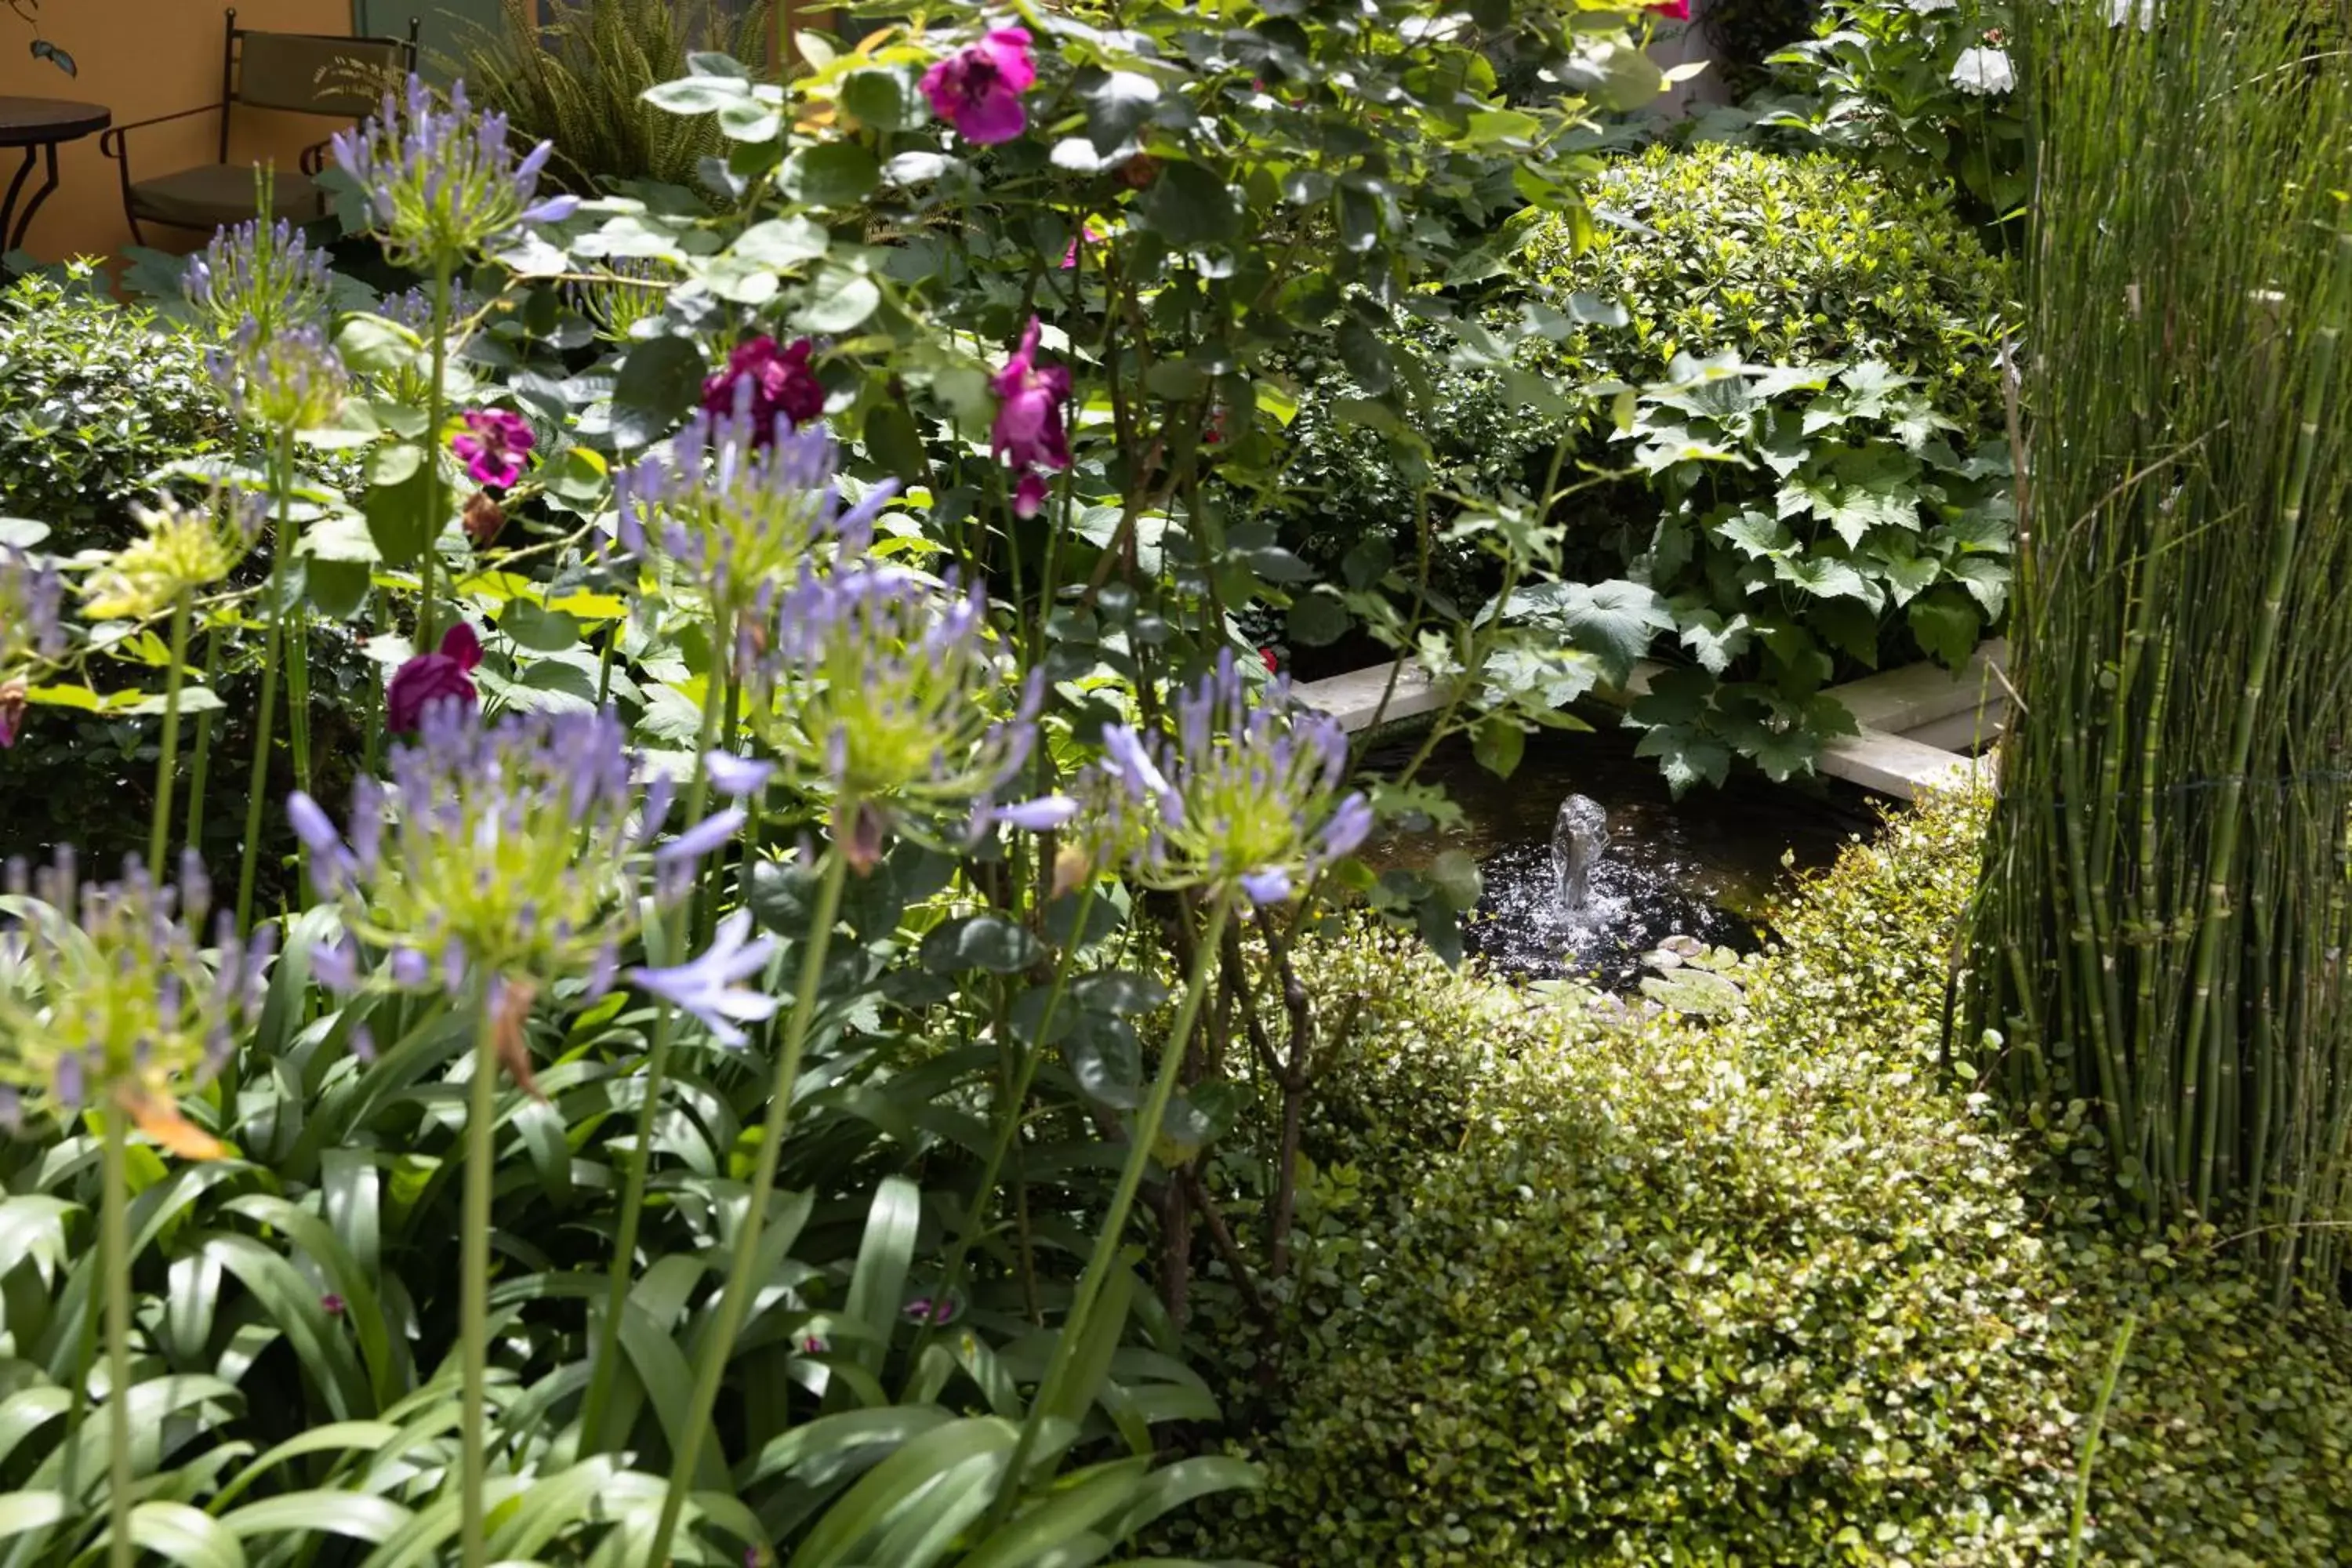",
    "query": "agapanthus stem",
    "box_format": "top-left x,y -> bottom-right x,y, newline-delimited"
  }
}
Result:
233,490 -> 296,935
459,988 -> 500,1568
100,1106 -> 133,1568
419,260 -> 453,653
902,885 -> 1097,1392
579,635 -> 729,1454
183,619 -> 225,858
147,590 -> 194,874
274,431 -> 314,884
989,891 -> 1233,1526
646,847 -> 849,1564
